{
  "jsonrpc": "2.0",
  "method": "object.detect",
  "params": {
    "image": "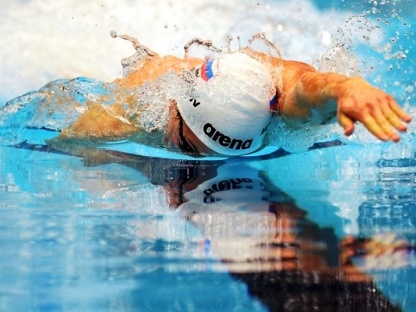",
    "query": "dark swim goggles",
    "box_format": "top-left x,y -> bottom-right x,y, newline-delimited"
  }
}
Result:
177,109 -> 200,155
